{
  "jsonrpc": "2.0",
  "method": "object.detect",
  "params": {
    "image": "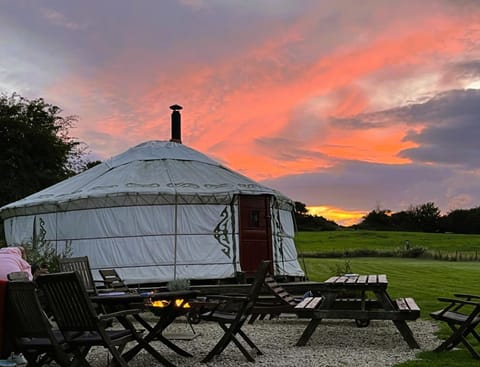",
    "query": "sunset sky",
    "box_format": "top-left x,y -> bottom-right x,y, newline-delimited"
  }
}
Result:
2,1 -> 480,225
